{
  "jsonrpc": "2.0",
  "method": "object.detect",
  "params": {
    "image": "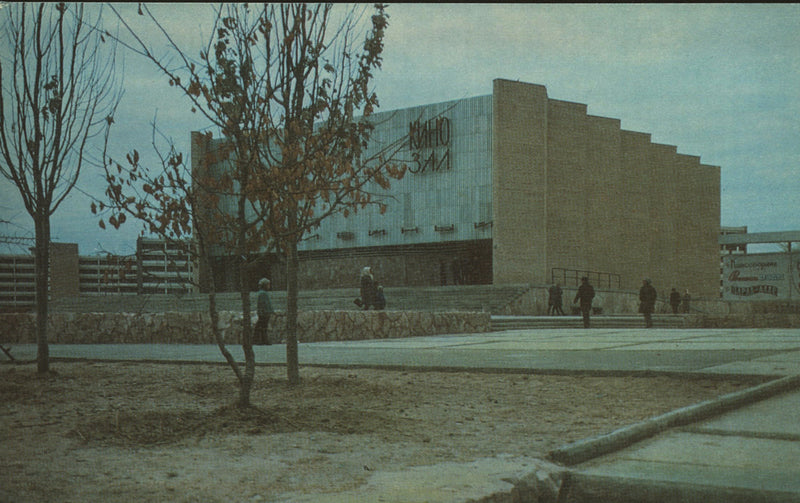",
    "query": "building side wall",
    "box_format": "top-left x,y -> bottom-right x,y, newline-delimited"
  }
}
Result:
545,99 -> 591,275
492,81 -> 720,297
618,131 -> 654,288
690,164 -> 722,297
584,115 -> 624,277
647,144 -> 680,284
491,79 -> 549,284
